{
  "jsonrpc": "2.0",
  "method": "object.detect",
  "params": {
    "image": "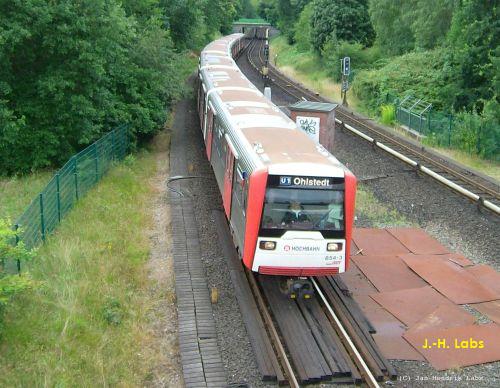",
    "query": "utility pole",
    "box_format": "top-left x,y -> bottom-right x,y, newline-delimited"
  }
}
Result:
341,57 -> 350,107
